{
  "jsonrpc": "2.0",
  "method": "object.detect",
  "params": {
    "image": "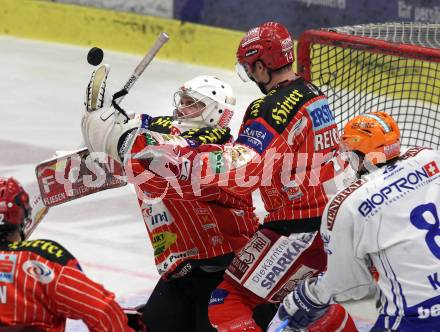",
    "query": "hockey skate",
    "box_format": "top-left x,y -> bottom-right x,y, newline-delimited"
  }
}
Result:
86,64 -> 110,112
